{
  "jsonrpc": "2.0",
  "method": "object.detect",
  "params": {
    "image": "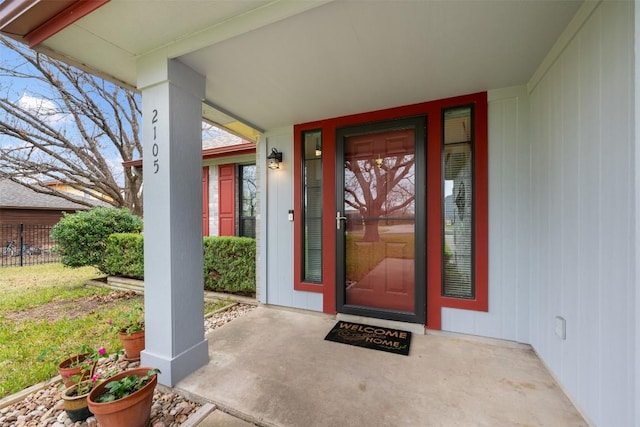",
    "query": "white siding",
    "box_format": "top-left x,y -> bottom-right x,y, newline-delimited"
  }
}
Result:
528,1 -> 635,425
258,127 -> 323,311
442,86 -> 531,343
